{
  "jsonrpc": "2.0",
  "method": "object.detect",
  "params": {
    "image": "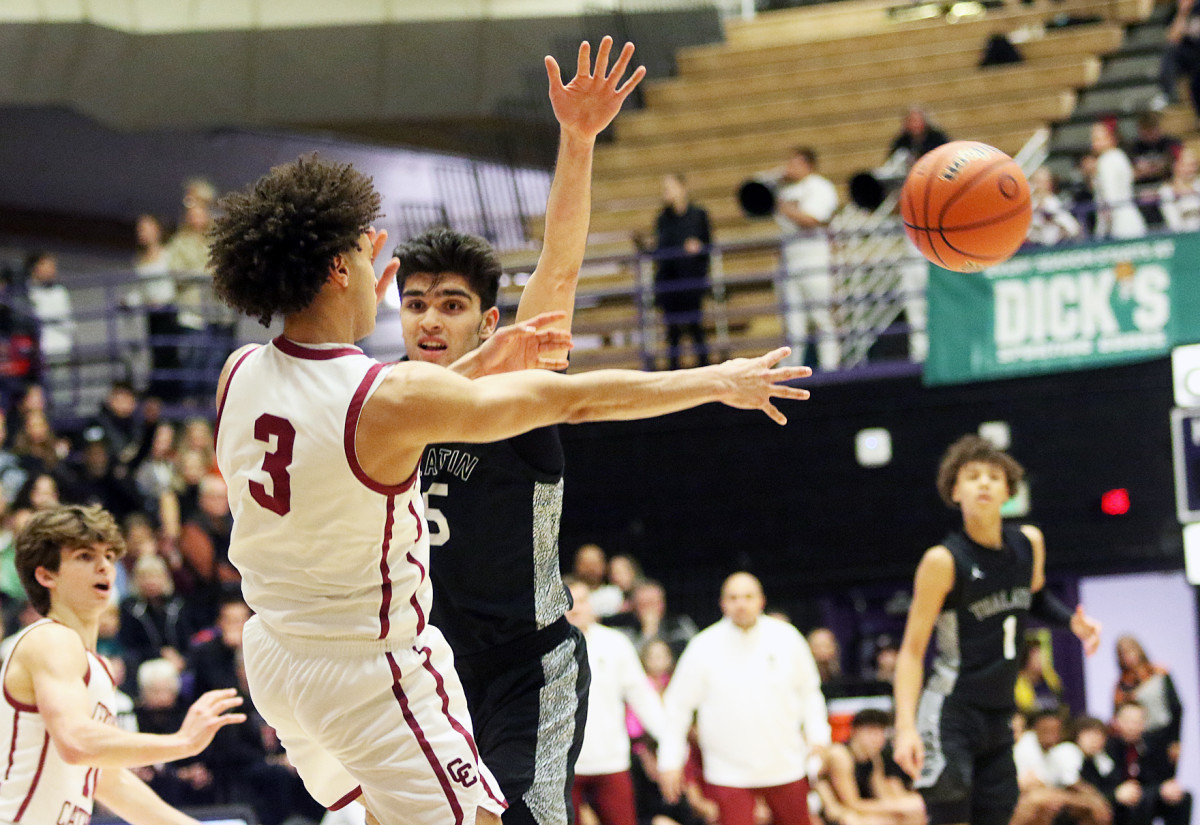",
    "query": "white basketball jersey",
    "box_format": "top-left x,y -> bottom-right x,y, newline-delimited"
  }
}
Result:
215,337 -> 431,643
0,620 -> 116,825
